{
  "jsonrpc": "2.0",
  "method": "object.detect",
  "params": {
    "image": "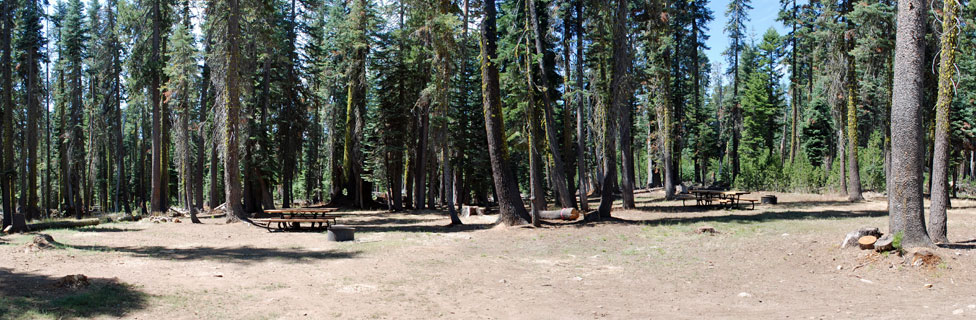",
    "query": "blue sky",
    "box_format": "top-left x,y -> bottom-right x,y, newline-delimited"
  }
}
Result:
703,0 -> 793,72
